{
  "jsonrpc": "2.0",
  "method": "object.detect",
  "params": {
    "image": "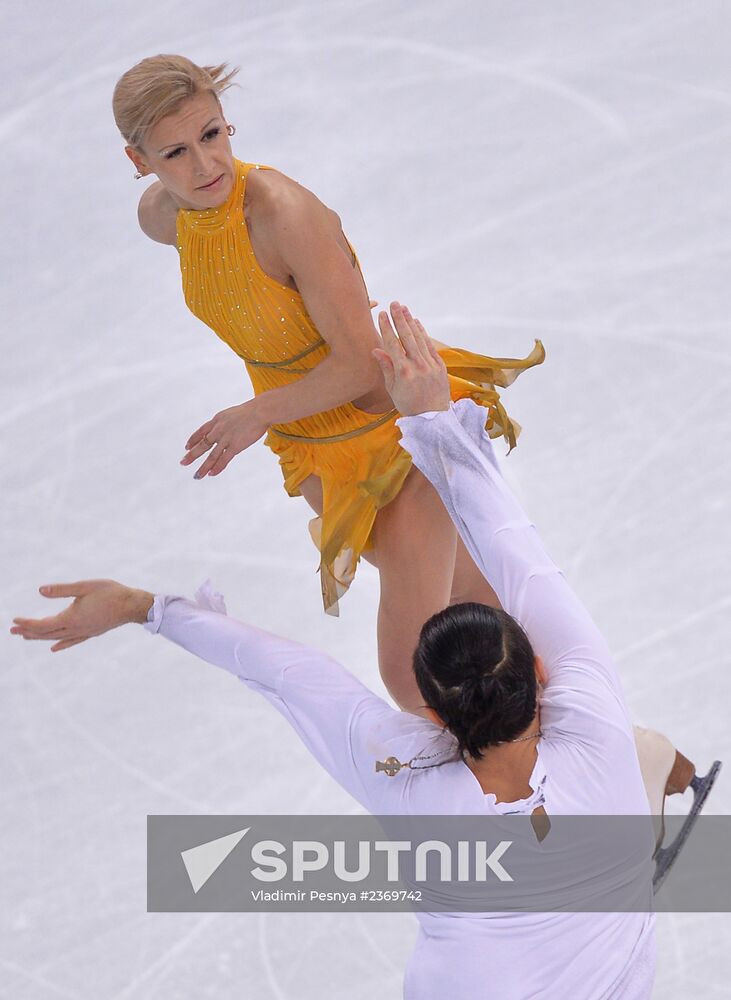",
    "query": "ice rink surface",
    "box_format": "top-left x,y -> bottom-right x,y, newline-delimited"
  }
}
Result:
2,1 -> 730,996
